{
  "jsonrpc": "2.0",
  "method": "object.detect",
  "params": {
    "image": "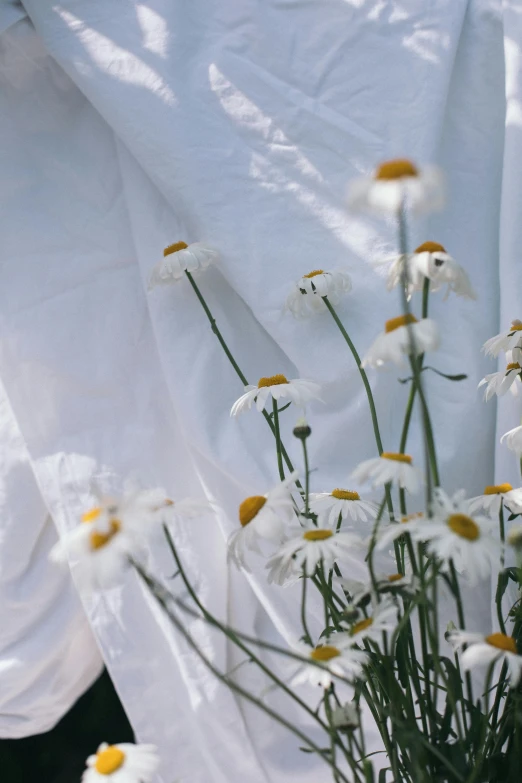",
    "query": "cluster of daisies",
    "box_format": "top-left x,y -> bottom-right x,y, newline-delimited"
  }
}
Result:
48,159 -> 522,766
